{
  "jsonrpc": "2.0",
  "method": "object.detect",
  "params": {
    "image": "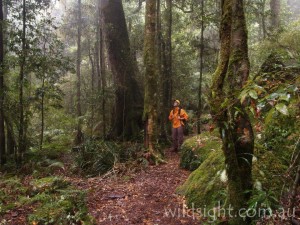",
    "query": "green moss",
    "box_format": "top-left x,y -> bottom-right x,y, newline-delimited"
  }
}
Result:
178,135 -> 294,211
0,175 -> 94,224
177,149 -> 226,209
252,147 -> 290,195
30,176 -> 69,193
180,129 -> 222,170
27,189 -> 94,225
